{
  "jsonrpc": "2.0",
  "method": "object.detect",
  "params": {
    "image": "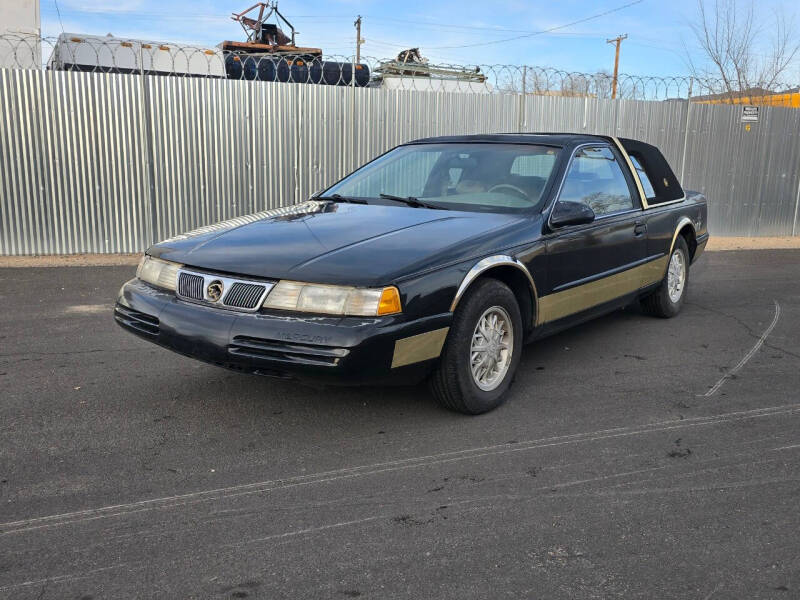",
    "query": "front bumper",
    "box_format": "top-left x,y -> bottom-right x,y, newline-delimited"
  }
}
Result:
115,279 -> 451,386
